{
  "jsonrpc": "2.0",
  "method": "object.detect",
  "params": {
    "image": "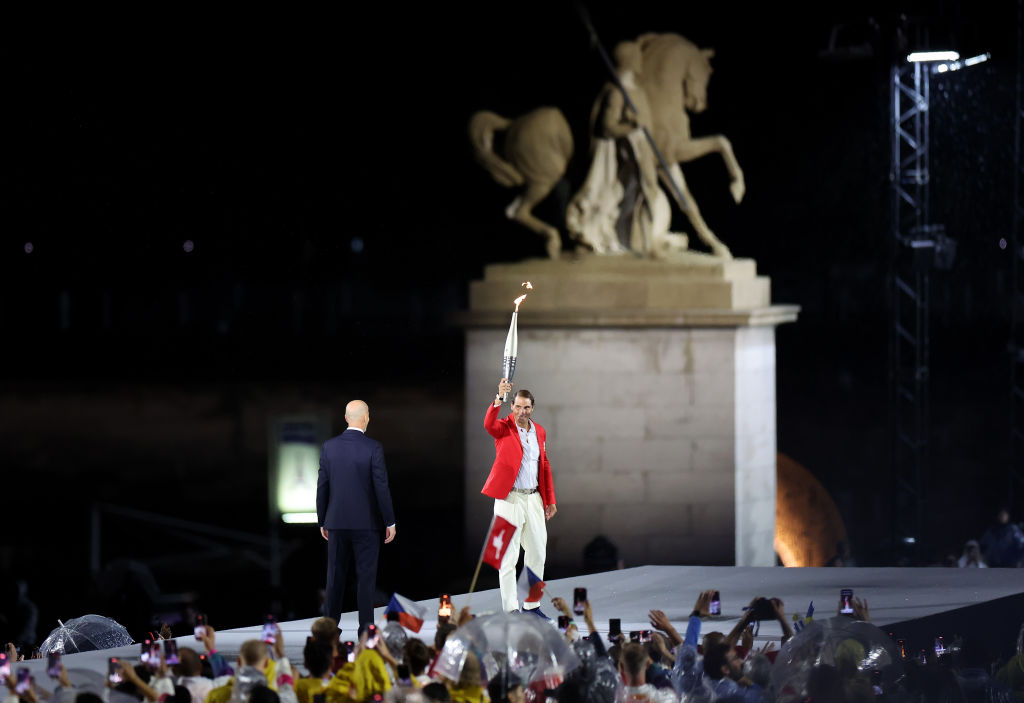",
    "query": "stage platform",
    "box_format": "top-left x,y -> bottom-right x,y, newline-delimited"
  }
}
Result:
18,565 -> 1024,692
